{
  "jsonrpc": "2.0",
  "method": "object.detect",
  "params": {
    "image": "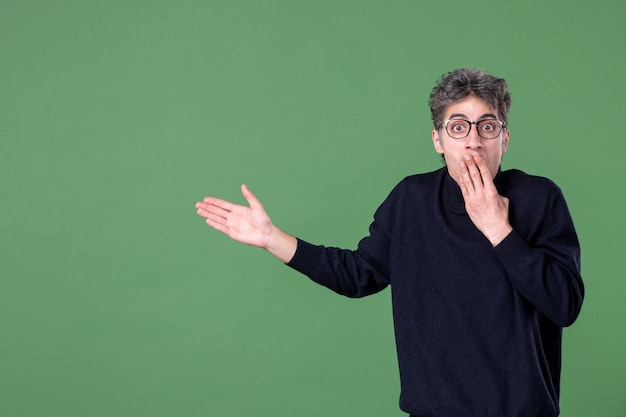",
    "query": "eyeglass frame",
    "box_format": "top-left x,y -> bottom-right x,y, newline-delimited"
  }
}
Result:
439,118 -> 507,140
